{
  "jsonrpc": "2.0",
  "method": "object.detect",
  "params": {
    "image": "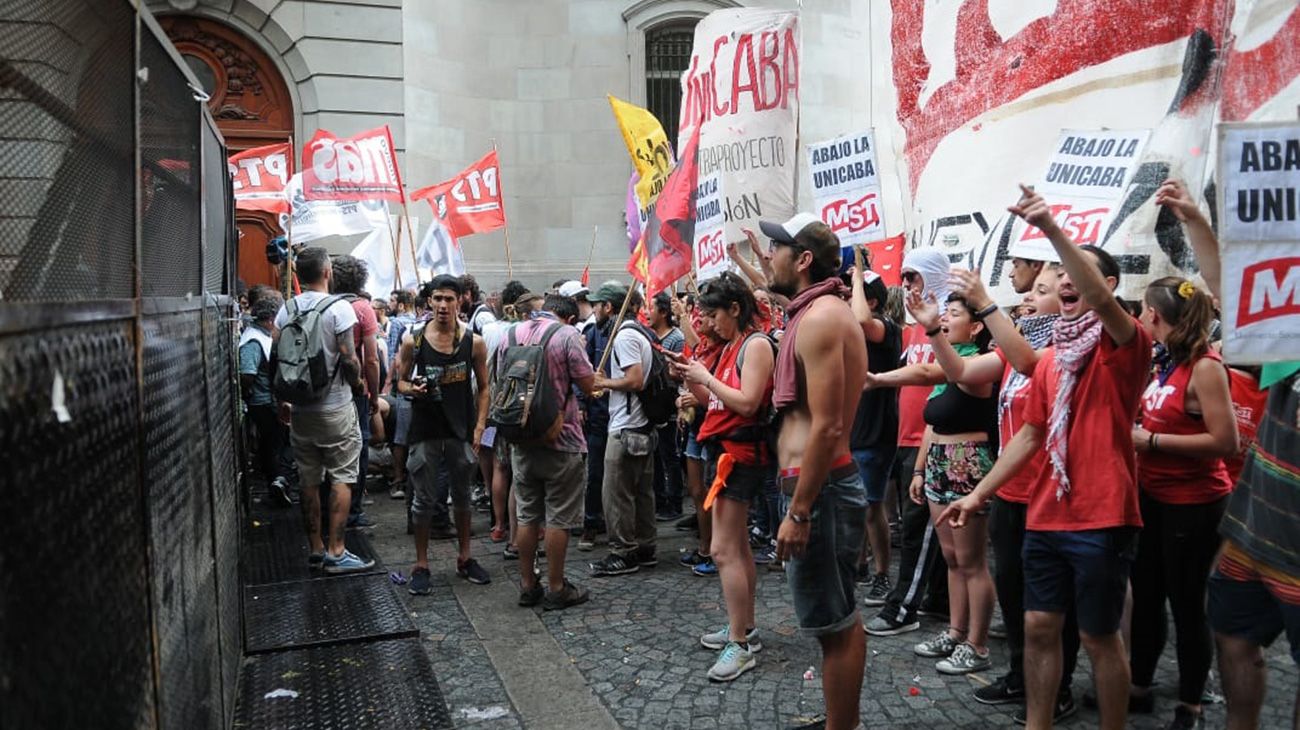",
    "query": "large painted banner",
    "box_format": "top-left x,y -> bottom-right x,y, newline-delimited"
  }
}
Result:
229,142 -> 291,213
886,0 -> 1254,303
1218,121 -> 1300,362
301,125 -> 404,203
679,8 -> 800,244
808,130 -> 885,248
1011,129 -> 1150,261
